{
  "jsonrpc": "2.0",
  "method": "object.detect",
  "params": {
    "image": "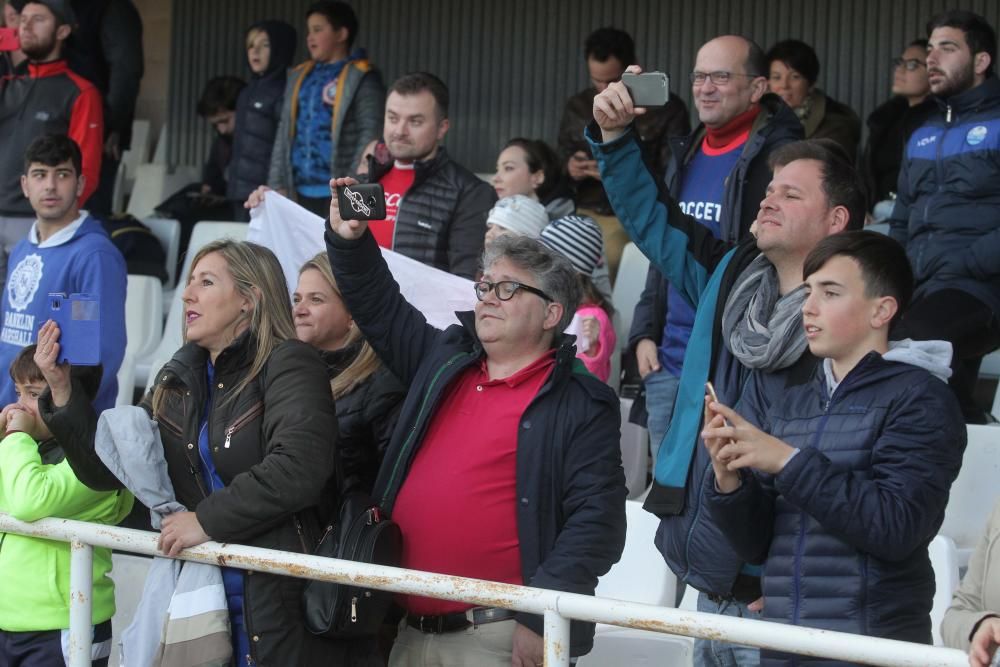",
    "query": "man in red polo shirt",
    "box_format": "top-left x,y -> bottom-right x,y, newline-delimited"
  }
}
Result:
326,175 -> 626,666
